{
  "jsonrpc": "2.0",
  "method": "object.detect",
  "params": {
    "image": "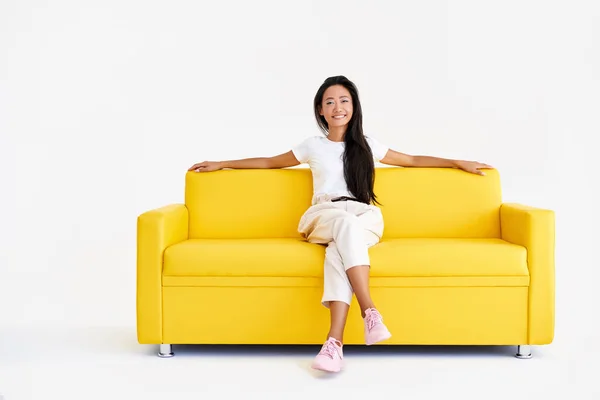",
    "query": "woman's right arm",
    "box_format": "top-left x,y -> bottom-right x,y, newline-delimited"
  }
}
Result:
188,150 -> 300,172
